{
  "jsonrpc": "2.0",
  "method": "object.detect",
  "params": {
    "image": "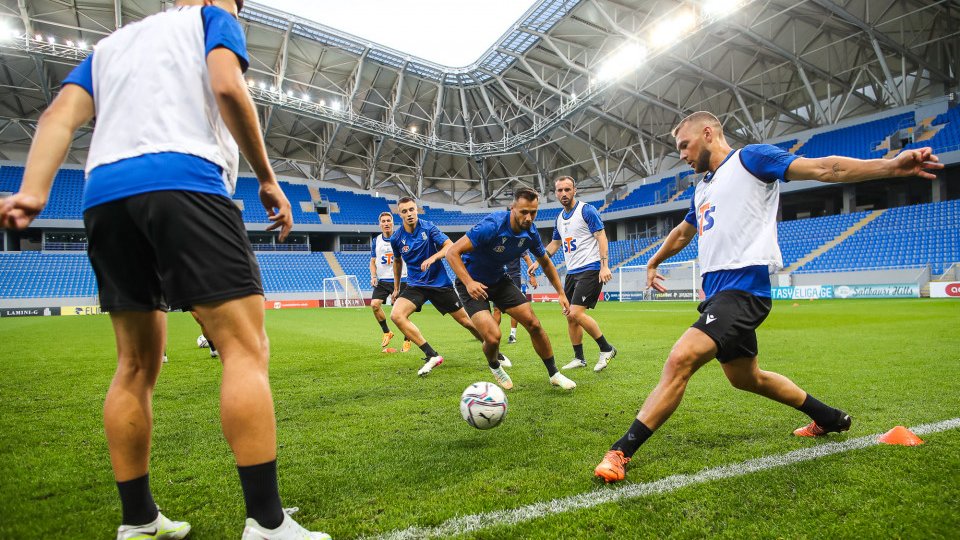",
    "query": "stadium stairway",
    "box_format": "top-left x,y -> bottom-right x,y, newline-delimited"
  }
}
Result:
611,237 -> 665,272
324,252 -> 346,275
783,209 -> 888,273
